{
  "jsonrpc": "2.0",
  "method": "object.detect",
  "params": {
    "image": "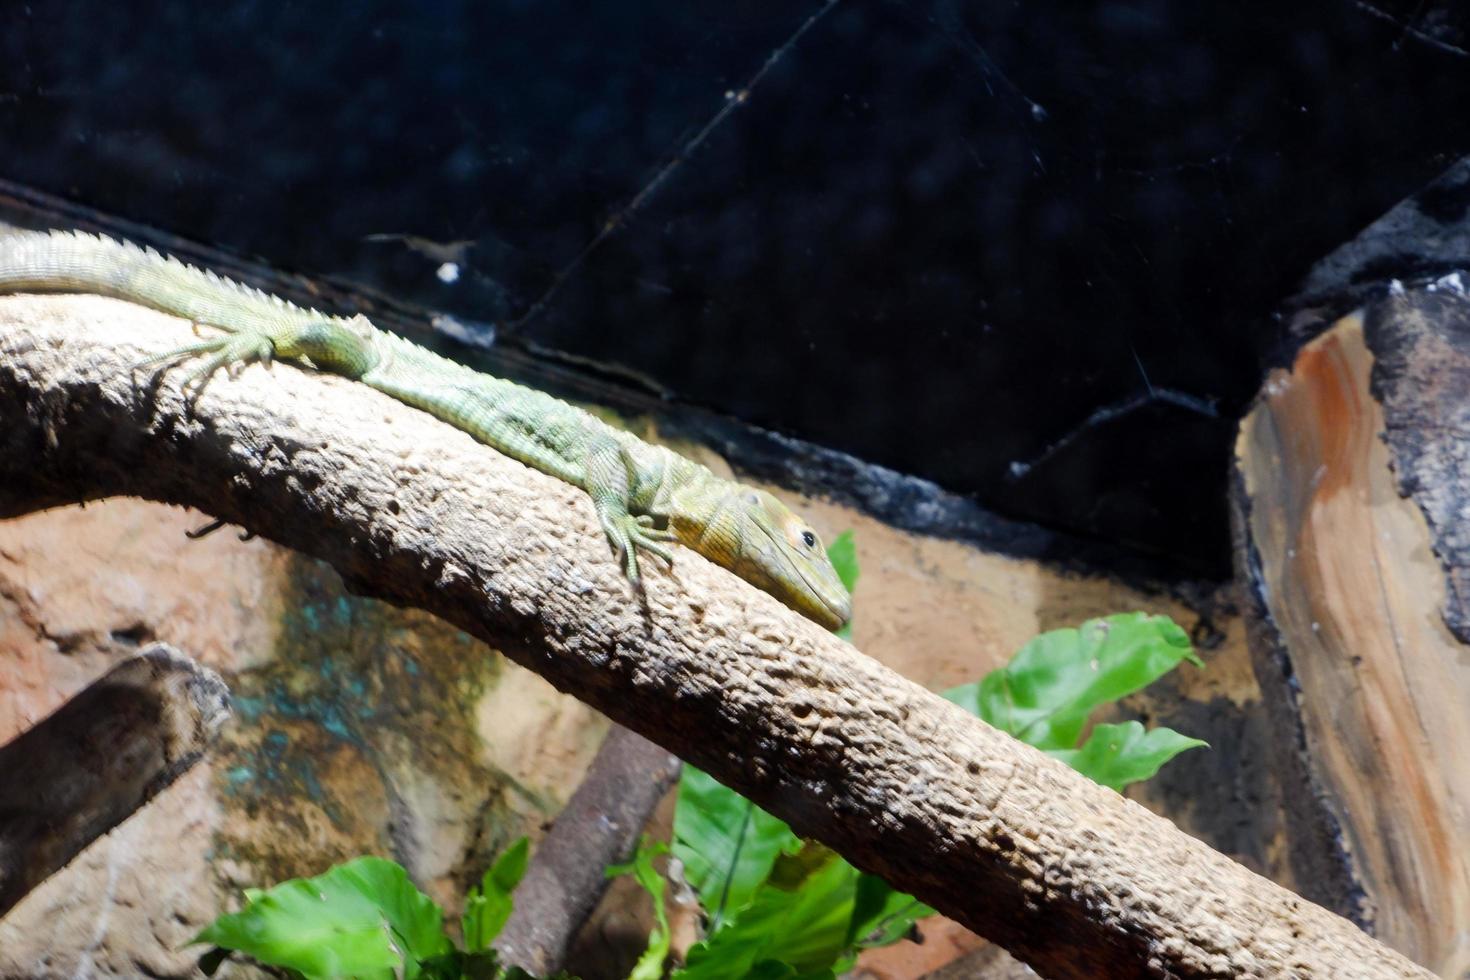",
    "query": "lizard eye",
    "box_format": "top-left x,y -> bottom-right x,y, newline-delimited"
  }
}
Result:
746,492 -> 760,506
801,530 -> 817,548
